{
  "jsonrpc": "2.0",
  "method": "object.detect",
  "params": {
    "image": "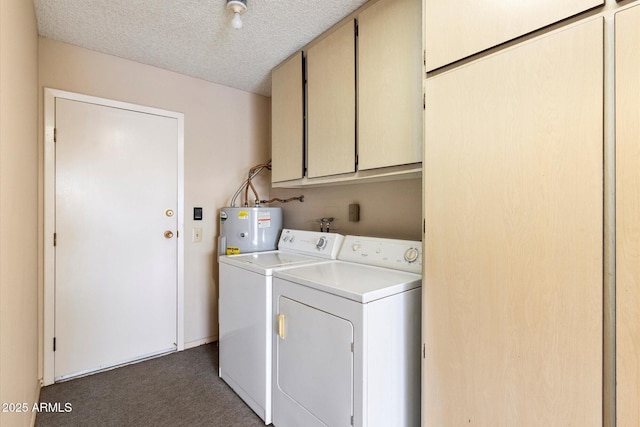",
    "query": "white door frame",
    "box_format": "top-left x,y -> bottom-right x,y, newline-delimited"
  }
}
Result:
43,88 -> 185,385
